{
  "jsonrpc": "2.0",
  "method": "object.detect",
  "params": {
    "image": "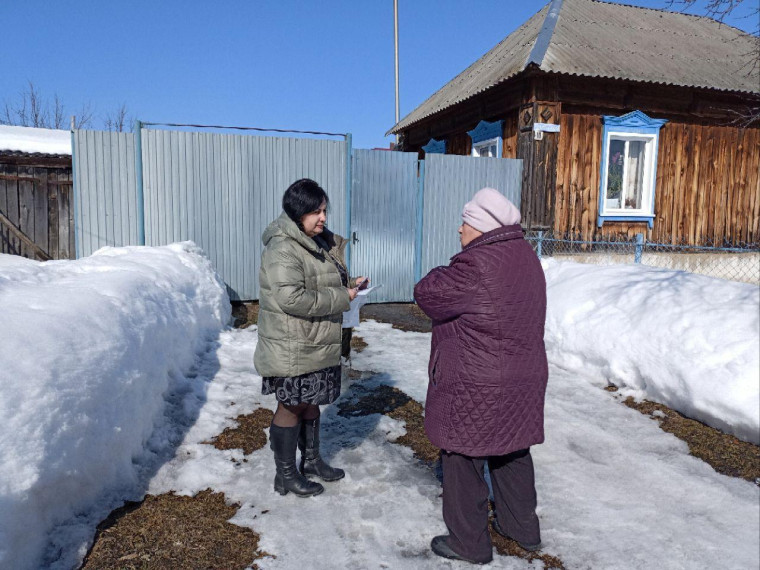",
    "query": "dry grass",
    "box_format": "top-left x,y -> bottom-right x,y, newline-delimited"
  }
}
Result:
616,392 -> 760,484
487,508 -> 565,569
81,490 -> 267,570
205,408 -> 274,455
350,334 -> 368,353
360,303 -> 432,333
386,397 -> 441,464
337,384 -> 439,464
